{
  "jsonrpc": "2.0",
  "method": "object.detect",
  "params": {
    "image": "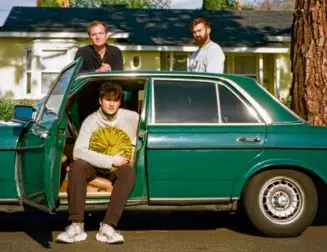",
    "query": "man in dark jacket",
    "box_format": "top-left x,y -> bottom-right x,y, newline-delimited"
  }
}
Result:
75,20 -> 123,72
